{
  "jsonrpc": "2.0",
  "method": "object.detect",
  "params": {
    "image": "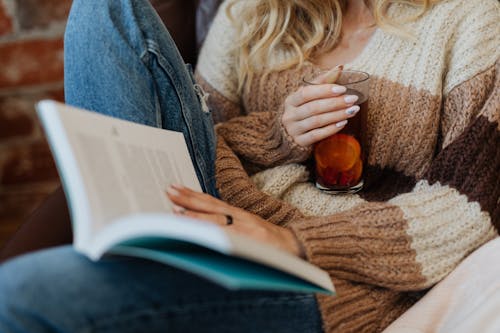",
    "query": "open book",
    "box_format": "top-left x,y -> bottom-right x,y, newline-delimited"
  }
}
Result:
36,100 -> 335,295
